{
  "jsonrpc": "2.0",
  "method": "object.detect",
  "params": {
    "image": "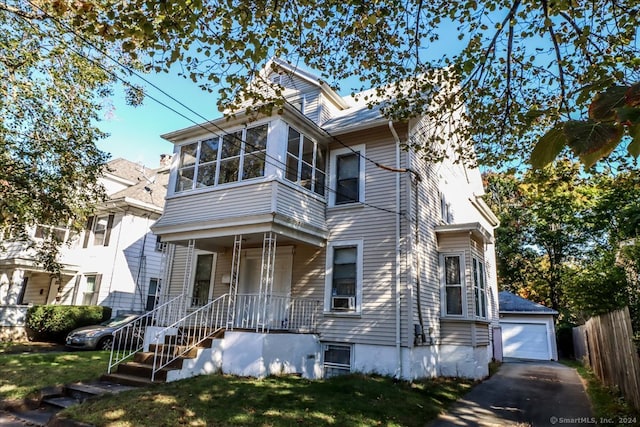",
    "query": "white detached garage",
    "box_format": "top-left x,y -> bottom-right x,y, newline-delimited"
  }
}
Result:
499,291 -> 558,361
